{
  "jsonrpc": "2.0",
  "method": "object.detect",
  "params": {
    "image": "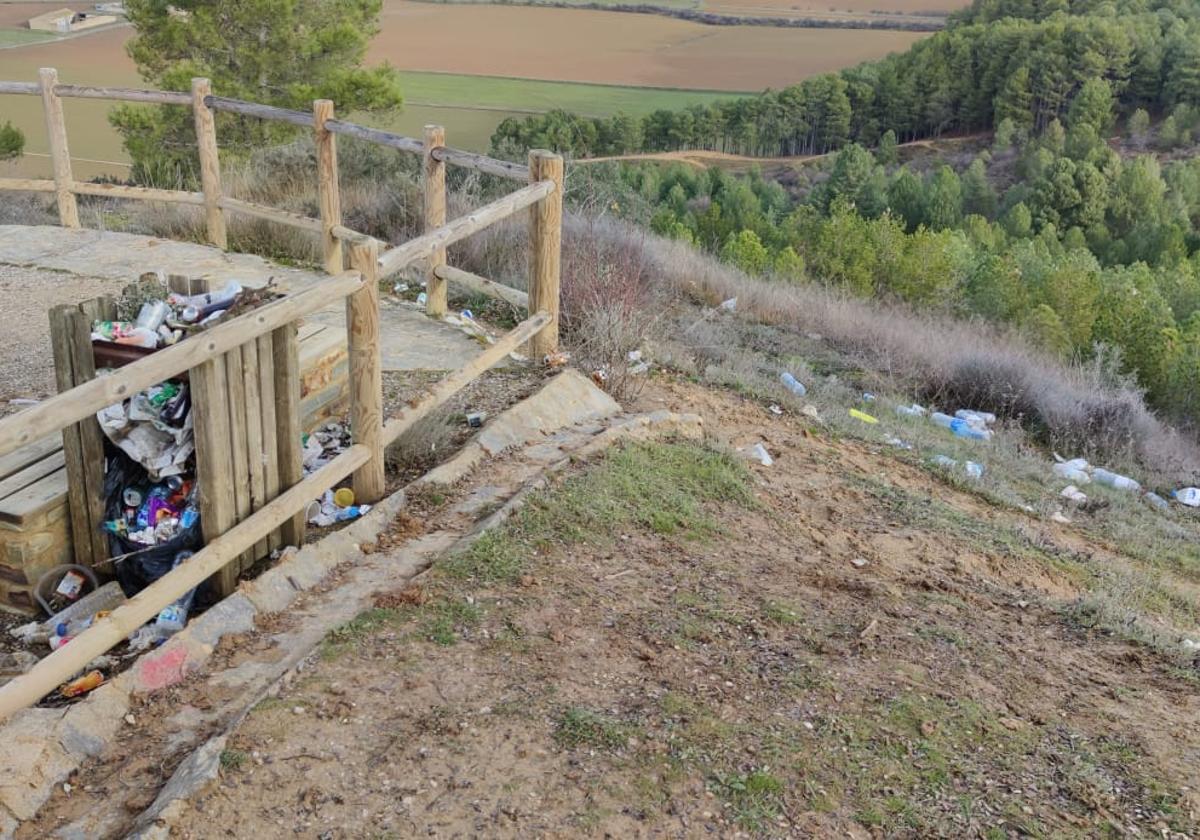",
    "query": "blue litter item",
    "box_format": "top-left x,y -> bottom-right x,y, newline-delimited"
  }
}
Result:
779,371 -> 807,397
